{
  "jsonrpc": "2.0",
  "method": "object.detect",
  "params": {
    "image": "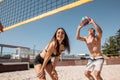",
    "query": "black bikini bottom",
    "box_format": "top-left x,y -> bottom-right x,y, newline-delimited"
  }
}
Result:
34,54 -> 51,65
